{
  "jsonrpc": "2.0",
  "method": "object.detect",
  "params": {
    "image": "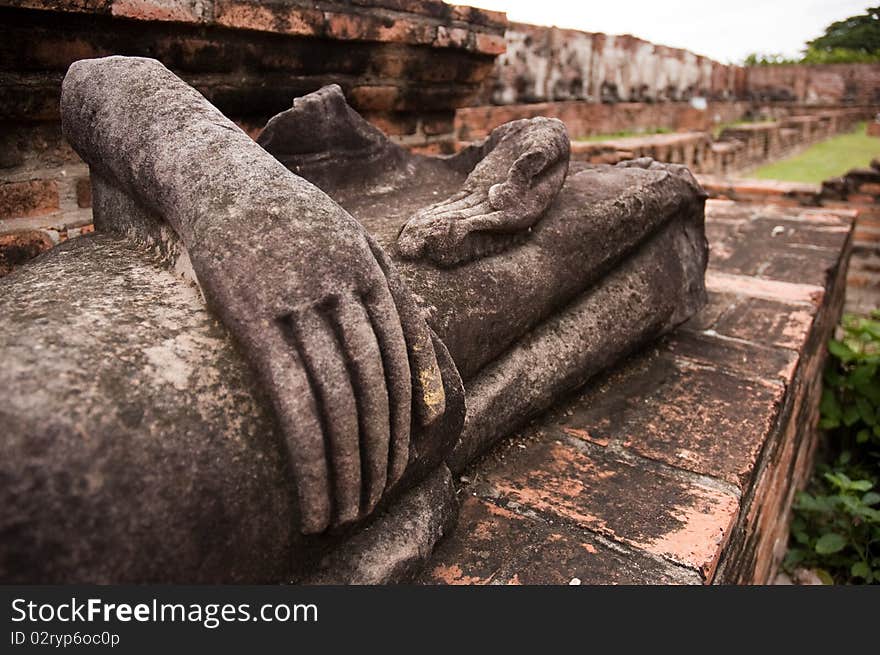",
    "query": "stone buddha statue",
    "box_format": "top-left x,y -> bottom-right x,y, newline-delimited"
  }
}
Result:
0,57 -> 707,583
